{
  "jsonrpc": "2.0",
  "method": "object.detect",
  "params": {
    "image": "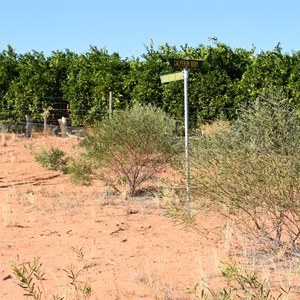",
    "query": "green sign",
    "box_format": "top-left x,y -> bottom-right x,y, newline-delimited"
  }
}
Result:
160,71 -> 184,83
169,58 -> 203,69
